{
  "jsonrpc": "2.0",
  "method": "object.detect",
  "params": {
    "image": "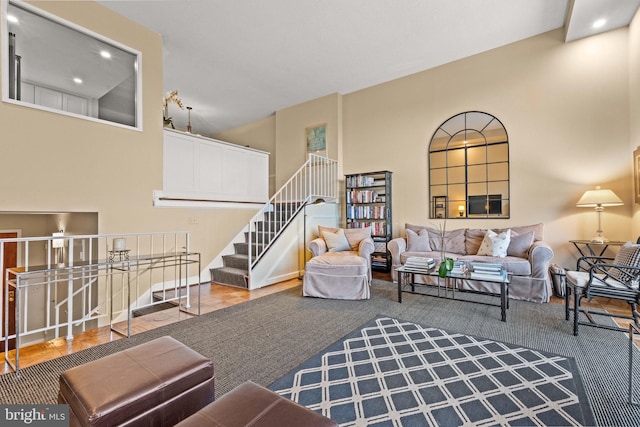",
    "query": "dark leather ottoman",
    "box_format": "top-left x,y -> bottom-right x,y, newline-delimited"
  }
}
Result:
175,381 -> 337,427
58,336 -> 214,427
